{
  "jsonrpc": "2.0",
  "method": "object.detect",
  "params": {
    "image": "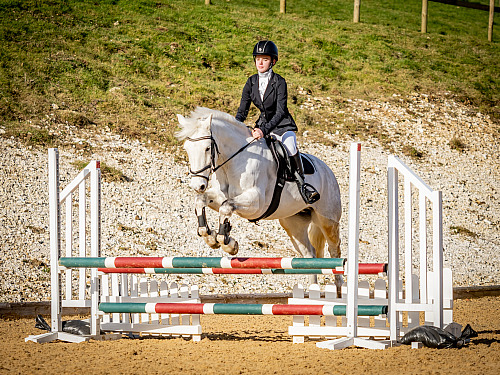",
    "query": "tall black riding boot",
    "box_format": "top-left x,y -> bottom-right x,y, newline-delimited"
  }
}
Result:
290,153 -> 320,204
